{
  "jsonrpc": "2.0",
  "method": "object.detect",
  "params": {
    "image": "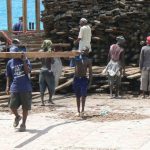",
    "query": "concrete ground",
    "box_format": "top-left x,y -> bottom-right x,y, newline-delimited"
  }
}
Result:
0,94 -> 150,150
